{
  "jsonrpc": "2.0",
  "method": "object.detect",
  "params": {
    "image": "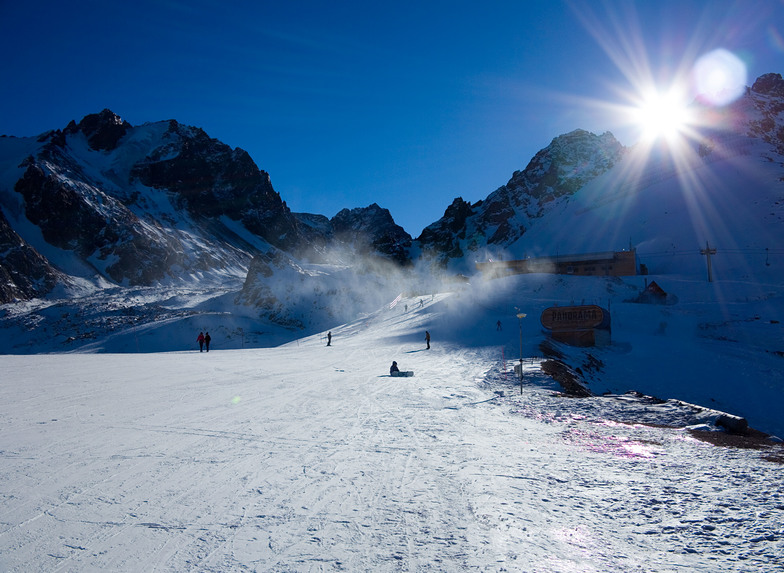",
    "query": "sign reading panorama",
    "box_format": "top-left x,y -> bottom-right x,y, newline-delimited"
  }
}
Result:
540,305 -> 608,331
